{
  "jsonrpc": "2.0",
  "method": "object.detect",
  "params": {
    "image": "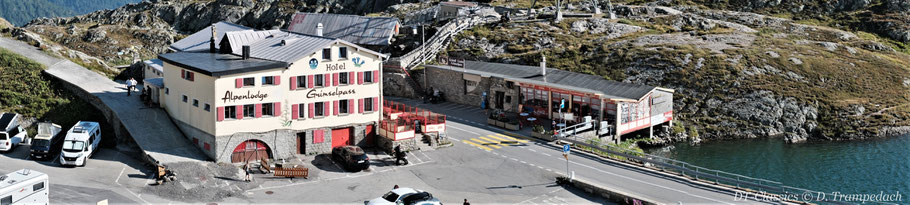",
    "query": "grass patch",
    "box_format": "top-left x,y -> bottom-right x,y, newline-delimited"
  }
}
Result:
0,47 -> 105,135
